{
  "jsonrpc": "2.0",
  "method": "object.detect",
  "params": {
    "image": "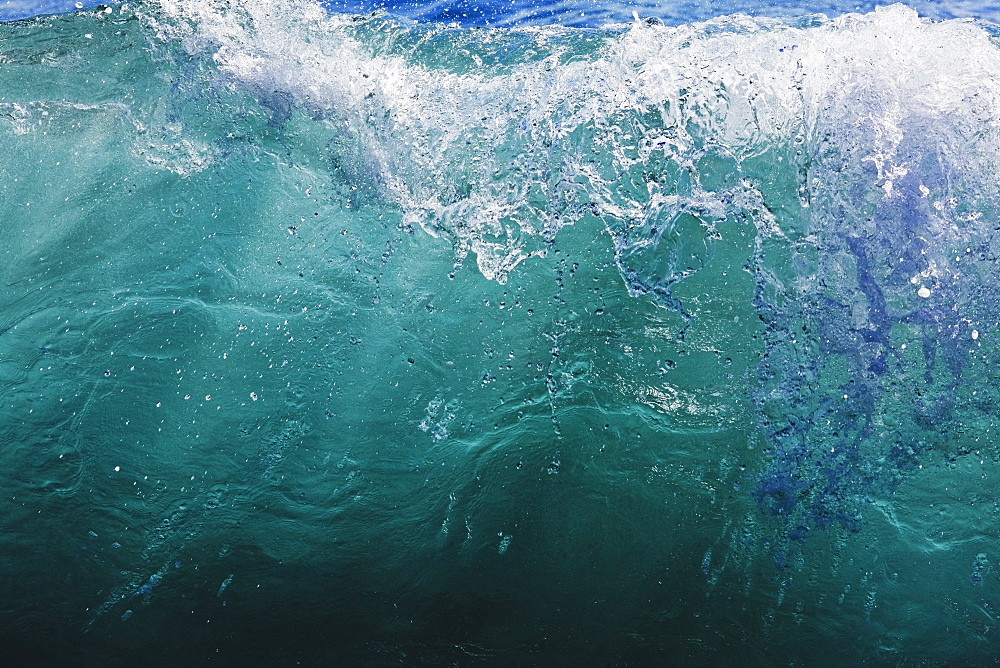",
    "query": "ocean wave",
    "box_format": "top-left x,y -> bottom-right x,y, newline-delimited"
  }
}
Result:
3,0 -> 1000,661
